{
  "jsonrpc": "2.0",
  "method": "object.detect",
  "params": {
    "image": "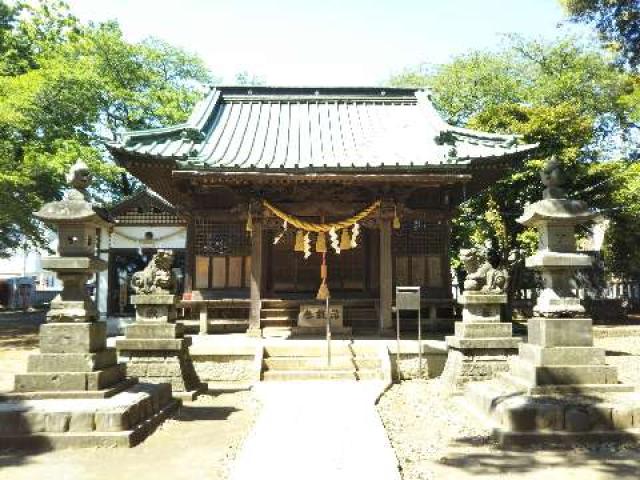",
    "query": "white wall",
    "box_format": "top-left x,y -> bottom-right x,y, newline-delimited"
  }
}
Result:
97,225 -> 187,316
